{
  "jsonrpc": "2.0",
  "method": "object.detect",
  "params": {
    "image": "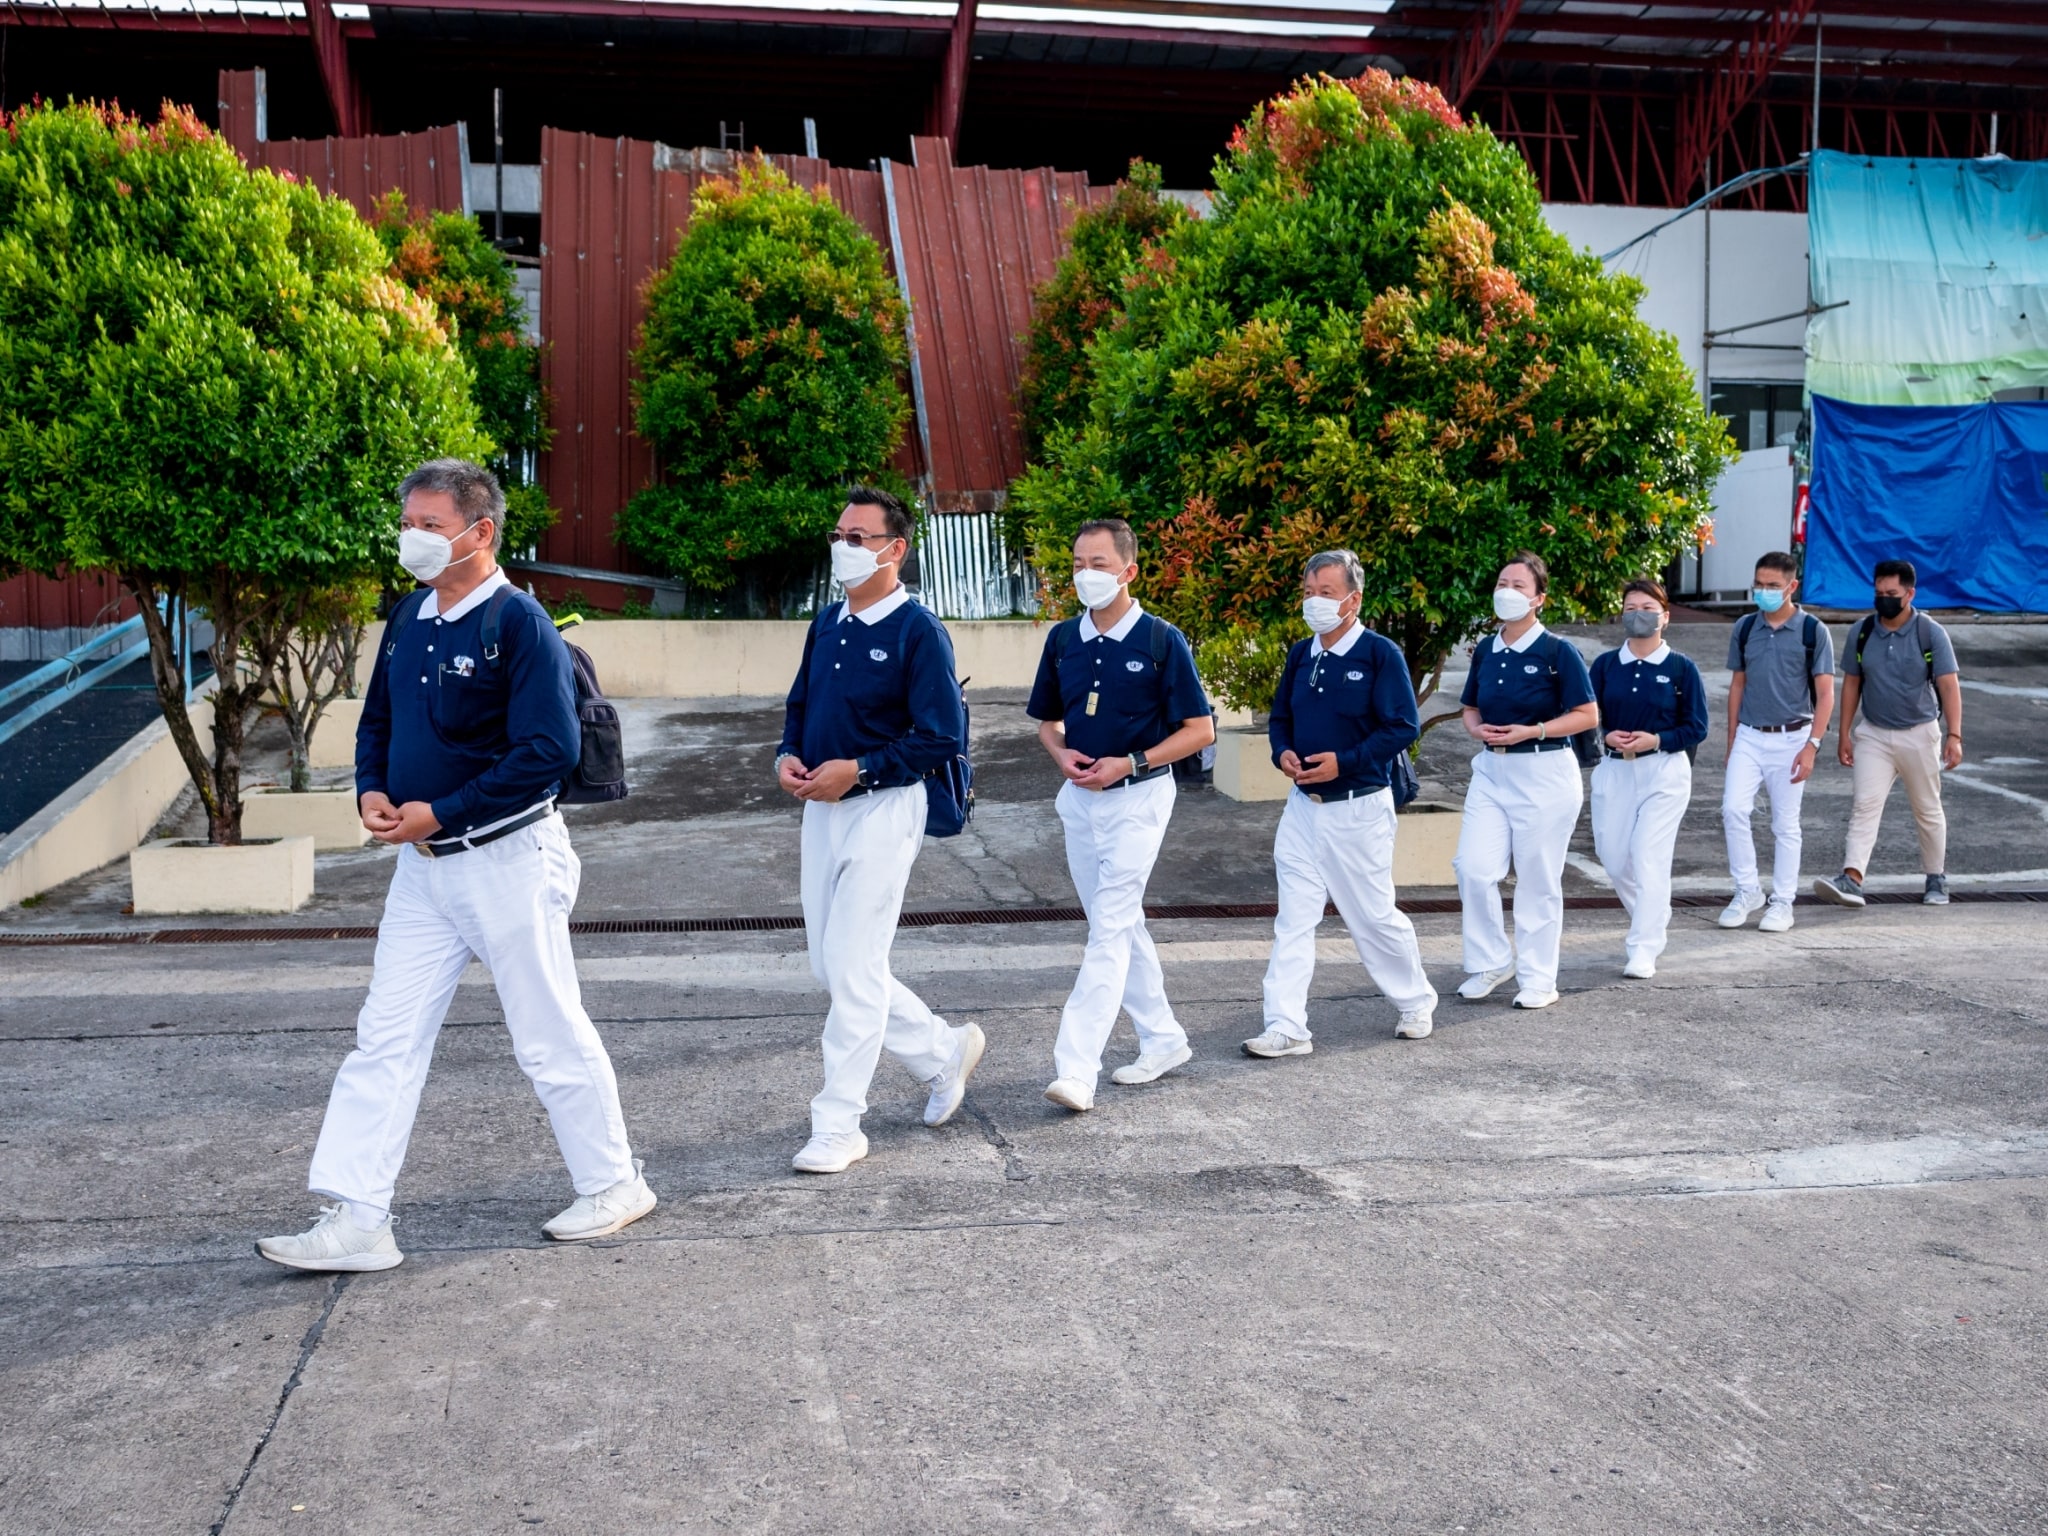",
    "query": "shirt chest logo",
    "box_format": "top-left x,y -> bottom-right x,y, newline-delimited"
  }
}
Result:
451,655 -> 476,678
870,648 -> 889,662
1523,663 -> 1541,675
1126,659 -> 1146,673
1655,674 -> 1670,683
1345,669 -> 1364,682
